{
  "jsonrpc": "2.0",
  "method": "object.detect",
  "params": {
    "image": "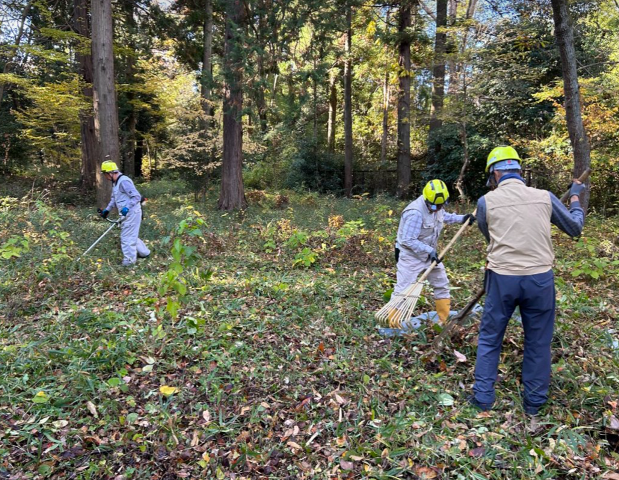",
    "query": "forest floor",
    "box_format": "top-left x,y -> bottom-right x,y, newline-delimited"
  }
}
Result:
1,177 -> 619,480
